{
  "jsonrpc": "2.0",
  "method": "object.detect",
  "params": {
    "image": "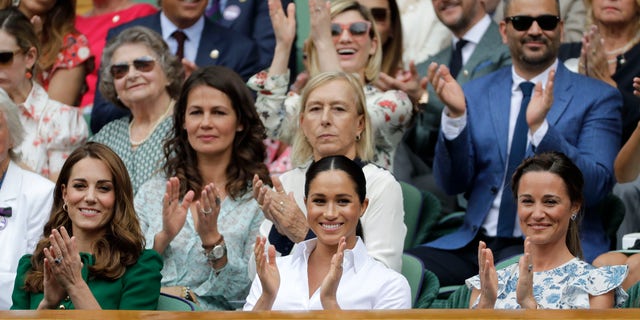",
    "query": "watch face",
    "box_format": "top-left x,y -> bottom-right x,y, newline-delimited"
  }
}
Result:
212,244 -> 225,259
